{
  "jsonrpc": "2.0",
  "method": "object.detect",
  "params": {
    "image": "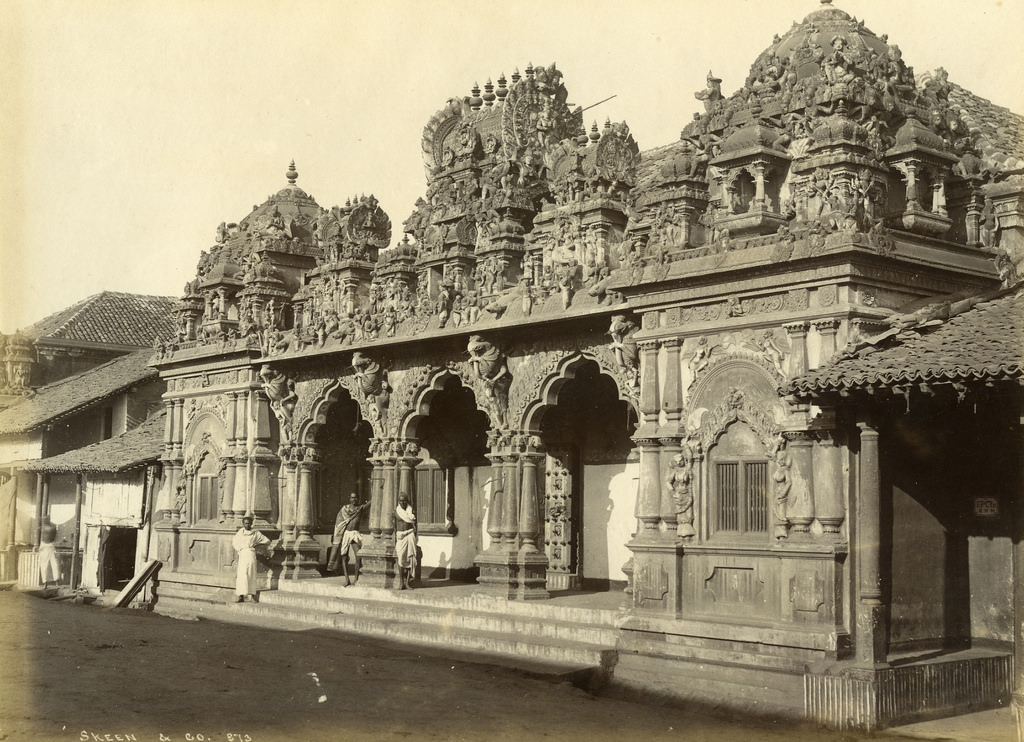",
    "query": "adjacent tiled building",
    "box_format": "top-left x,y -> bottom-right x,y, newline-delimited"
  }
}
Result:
0,351 -> 165,583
